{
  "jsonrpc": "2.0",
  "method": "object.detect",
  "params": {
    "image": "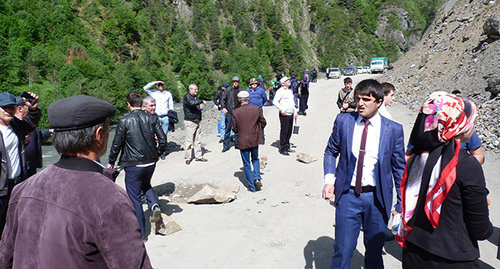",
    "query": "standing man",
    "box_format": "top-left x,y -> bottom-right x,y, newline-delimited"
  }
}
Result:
299,70 -> 310,115
213,82 -> 229,143
143,81 -> 173,155
13,97 -> 52,178
290,75 -> 300,108
378,82 -> 395,120
142,95 -> 156,115
273,77 -> 298,156
0,92 -> 40,235
232,91 -> 266,192
322,79 -> 405,269
108,92 -> 166,242
183,84 -> 207,164
221,76 -> 243,152
337,77 -> 356,113
246,78 -> 268,110
0,95 -> 151,268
